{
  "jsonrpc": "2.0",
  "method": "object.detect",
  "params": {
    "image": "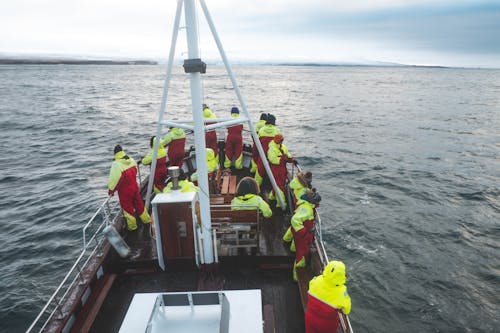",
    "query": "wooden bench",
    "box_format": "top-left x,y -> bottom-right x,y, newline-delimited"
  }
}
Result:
210,206 -> 261,254
220,174 -> 238,195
